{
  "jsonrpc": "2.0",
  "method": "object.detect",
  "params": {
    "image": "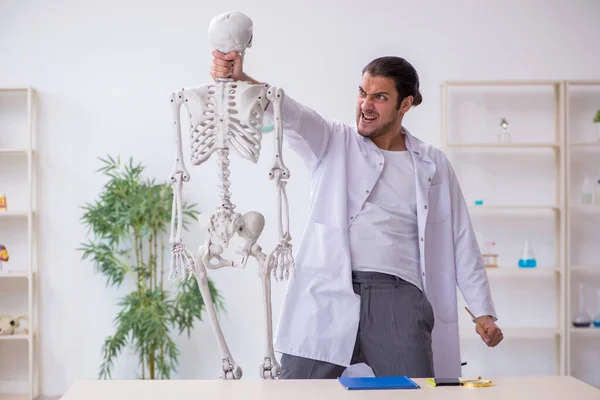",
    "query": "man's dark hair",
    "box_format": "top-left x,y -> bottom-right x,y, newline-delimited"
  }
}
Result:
362,56 -> 423,109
